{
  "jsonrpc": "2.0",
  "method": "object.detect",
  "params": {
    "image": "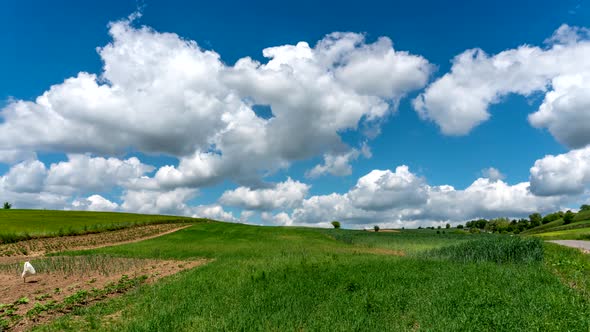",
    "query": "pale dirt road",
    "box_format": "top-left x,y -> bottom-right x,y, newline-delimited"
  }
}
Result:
548,240 -> 590,251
